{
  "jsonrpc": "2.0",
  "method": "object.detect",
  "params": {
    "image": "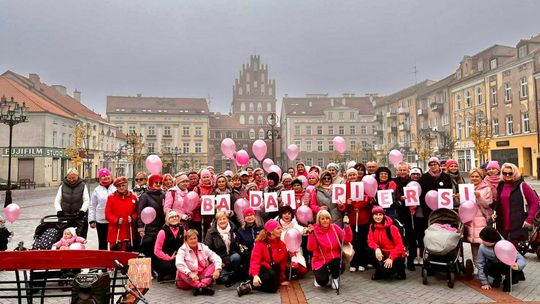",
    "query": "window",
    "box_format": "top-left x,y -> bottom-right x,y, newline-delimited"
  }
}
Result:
328,126 -> 334,135
163,126 -> 171,136
53,131 -> 57,146
306,141 -> 312,152
442,114 -> 449,125
465,90 -> 471,108
490,59 -> 497,70
257,115 -> 263,125
61,133 -> 66,147
504,83 -> 512,102
306,158 -> 313,166
249,103 -> 254,111
490,87 -> 497,106
350,126 -> 356,135
523,113 -> 530,133
257,103 -> 262,112
295,140 -> 301,151
339,126 -> 344,135
466,119 -> 472,138
248,115 -> 254,125
147,126 -> 155,136
259,129 -> 264,139
267,103 -> 272,112
318,158 -> 324,167
306,126 -> 312,135
350,140 -> 356,151
249,129 -> 255,139
147,143 -> 154,154
328,141 -> 333,151
492,119 -> 499,136
476,87 -> 483,104
455,94 -> 461,110
518,45 -> 528,58
456,122 -> 462,140
239,115 -> 245,124
506,115 -> 513,135
327,112 -> 333,120
317,126 -> 323,135
128,125 -> 136,134
182,143 -> 190,154
360,126 -> 366,135
240,102 -> 246,111
350,112 -> 355,120
164,142 -> 171,152
294,125 -> 300,136
195,127 -> 202,136
338,112 -> 344,120
183,126 -> 190,136
195,143 -> 202,153
520,78 -> 528,98
317,141 -> 323,151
